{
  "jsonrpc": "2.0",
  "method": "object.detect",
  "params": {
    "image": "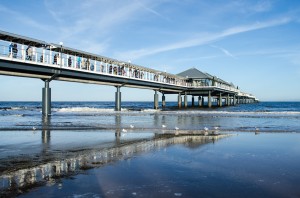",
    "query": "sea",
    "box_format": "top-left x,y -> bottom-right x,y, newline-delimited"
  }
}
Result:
0,101 -> 300,197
